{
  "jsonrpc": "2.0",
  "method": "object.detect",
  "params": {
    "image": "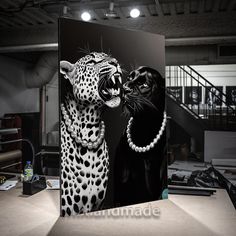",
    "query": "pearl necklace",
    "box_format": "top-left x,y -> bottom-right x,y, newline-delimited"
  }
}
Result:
126,112 -> 167,153
61,103 -> 105,150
